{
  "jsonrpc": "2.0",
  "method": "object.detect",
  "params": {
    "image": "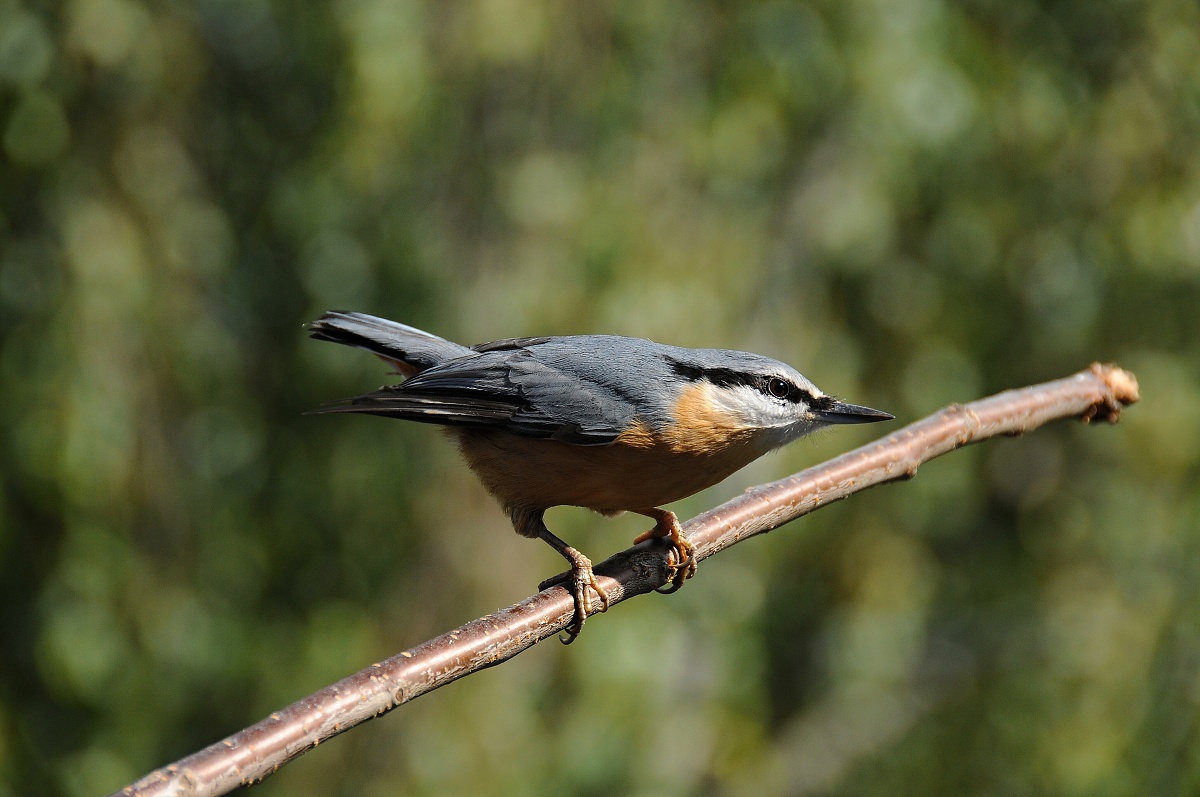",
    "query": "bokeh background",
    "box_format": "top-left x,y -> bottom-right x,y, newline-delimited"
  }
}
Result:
2,1 -> 1199,795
